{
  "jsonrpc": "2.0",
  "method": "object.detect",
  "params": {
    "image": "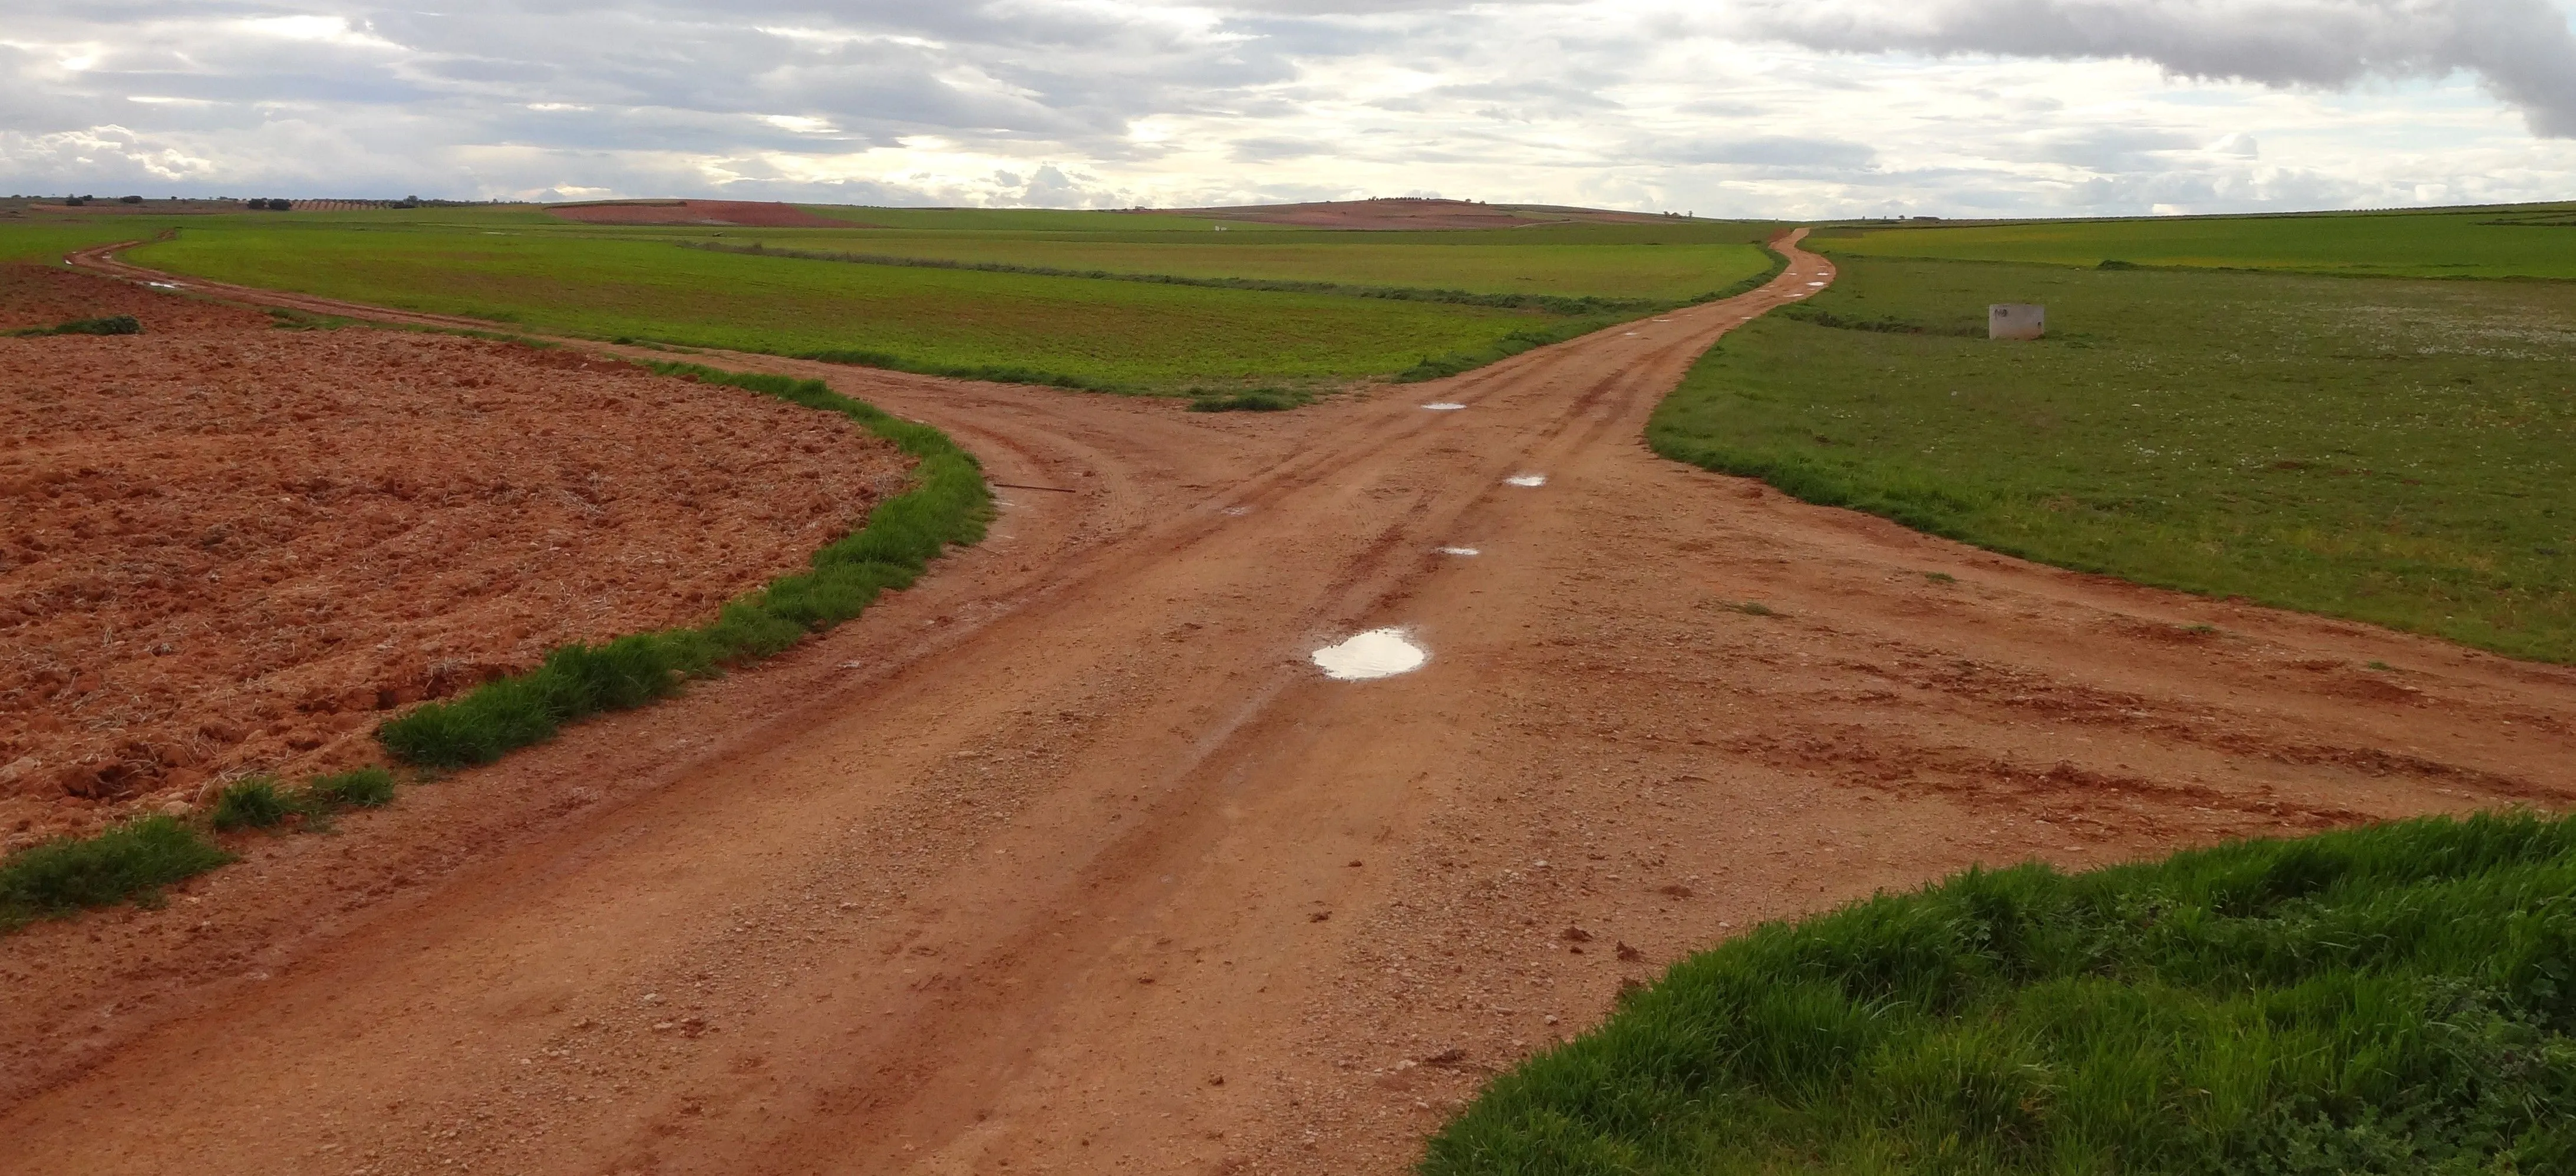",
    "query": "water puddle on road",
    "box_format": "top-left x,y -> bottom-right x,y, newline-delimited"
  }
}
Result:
1311,628 -> 1429,680
1437,546 -> 1479,556
1505,474 -> 1547,487
147,281 -> 182,290
1423,402 -> 1466,411
1807,281 -> 1827,286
